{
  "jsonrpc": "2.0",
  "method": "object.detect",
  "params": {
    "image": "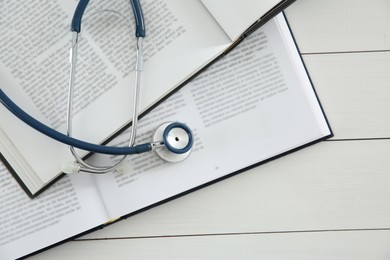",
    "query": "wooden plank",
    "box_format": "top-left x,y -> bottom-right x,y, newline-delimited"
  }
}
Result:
82,140 -> 390,239
303,51 -> 390,139
285,0 -> 390,53
31,230 -> 390,260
